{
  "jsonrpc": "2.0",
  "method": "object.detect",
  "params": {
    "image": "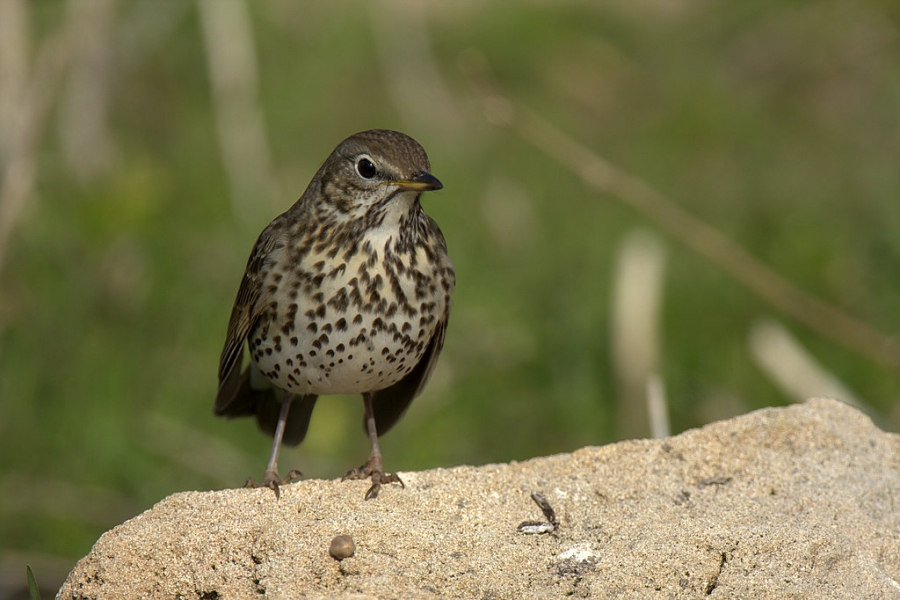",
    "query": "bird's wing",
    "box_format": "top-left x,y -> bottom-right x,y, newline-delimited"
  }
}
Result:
215,223 -> 283,415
